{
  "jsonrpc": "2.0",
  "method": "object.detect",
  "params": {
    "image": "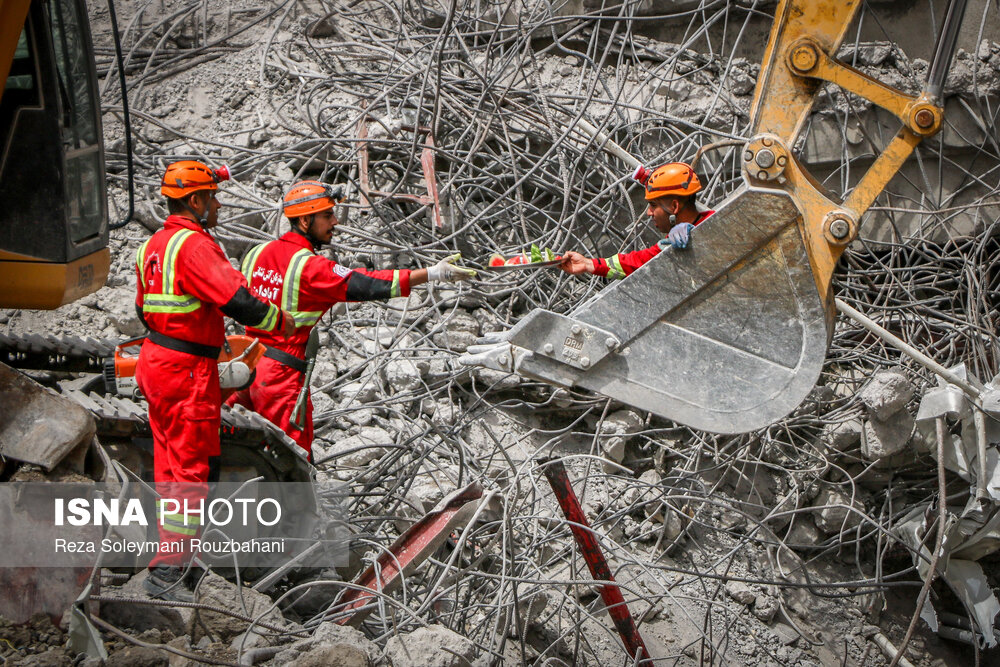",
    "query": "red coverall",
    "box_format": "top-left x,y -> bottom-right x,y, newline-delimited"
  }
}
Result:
135,215 -> 281,567
226,231 -> 411,454
591,210 -> 714,279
